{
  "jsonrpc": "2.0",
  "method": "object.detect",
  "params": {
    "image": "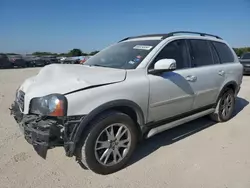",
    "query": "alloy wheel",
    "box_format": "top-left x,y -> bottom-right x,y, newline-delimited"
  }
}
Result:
220,92 -> 234,119
94,123 -> 131,166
